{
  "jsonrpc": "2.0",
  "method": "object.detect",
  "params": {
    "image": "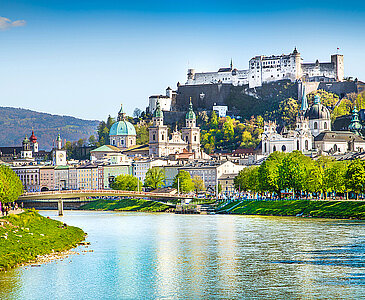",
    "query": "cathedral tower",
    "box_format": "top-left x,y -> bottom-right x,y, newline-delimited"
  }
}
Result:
149,101 -> 169,157
182,99 -> 200,153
